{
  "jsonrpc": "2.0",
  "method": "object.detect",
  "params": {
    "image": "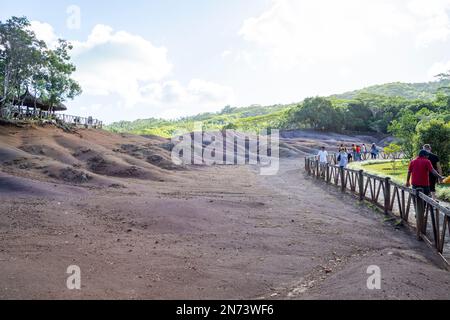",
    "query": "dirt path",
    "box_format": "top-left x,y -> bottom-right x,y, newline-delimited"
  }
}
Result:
0,159 -> 449,300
